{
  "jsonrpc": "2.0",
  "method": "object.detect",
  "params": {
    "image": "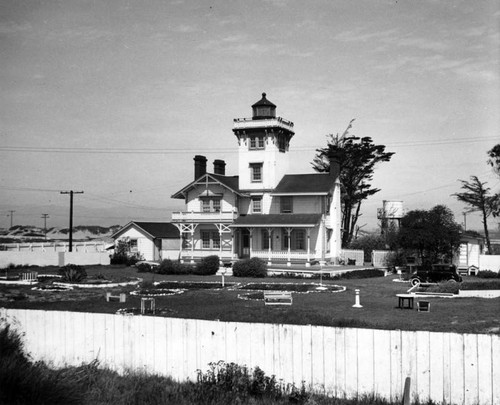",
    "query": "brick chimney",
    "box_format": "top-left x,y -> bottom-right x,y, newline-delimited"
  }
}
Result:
194,155 -> 207,180
213,159 -> 226,175
328,150 -> 342,181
